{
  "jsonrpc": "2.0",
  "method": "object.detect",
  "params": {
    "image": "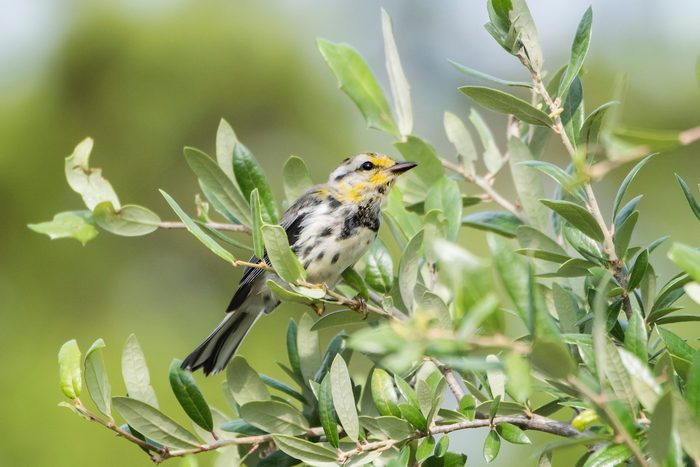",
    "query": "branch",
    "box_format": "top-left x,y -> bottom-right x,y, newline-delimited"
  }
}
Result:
527,61 -> 633,319
158,221 -> 250,233
441,159 -> 522,219
339,414 -> 585,463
